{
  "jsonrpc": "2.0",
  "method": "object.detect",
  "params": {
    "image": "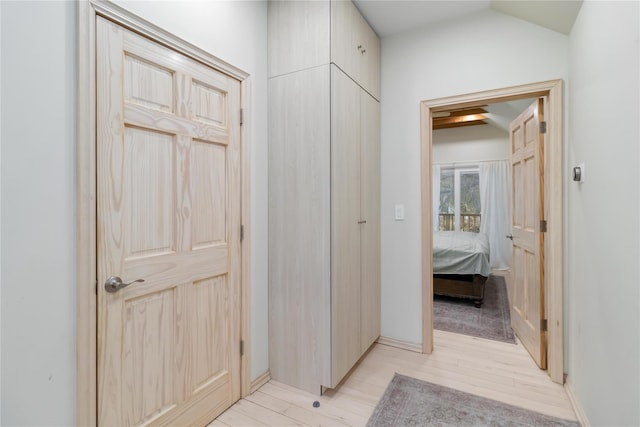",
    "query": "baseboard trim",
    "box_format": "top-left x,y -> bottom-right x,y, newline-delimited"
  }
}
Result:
250,370 -> 271,394
565,377 -> 590,427
377,336 -> 423,353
